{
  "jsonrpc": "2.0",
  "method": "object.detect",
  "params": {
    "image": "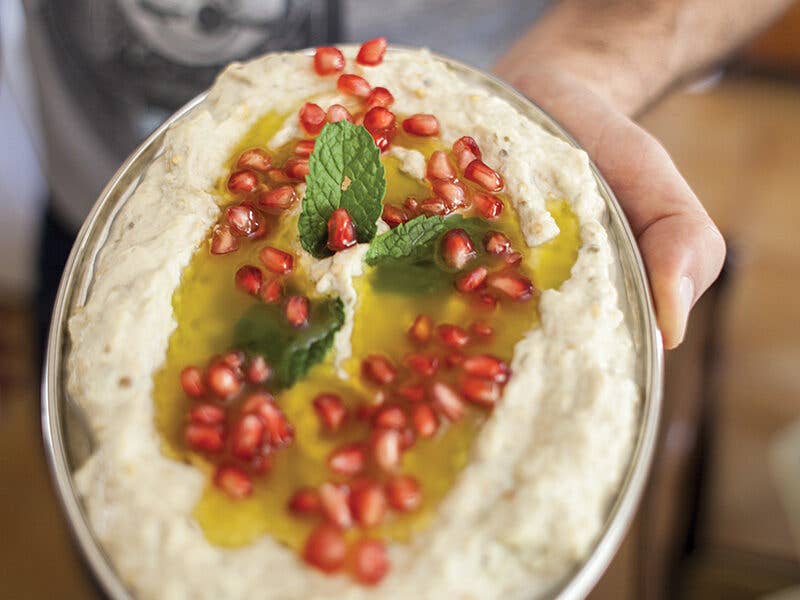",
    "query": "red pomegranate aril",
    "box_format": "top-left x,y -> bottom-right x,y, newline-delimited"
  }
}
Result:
455,266 -> 488,293
326,103 -> 353,123
267,168 -> 293,184
214,465 -> 252,499
432,179 -> 467,210
206,362 -> 242,399
373,428 -> 401,473
299,102 -> 327,135
259,402 -> 294,448
402,114 -> 440,136
397,383 -> 426,403
363,106 -> 396,133
350,481 -> 387,528
472,192 -> 504,220
461,376 -> 502,407
227,169 -> 258,194
231,414 -> 265,460
386,475 -> 422,512
289,488 -> 321,516
313,393 -> 347,431
356,36 -> 387,66
319,482 -> 353,529
411,403 -> 438,438
237,148 -> 271,172
382,204 -> 407,228
259,278 -> 283,303
234,265 -> 262,295
463,355 -> 510,383
400,426 -> 416,451
221,350 -> 245,373
437,324 -> 470,348
304,523 -> 347,573
419,197 -> 448,216
284,157 -> 310,180
285,295 -> 310,327
453,136 -> 482,171
337,73 -> 372,98
250,454 -> 273,475
487,271 -> 534,301
259,246 -> 294,274
470,320 -> 494,338
241,391 -> 276,414
351,539 -> 390,586
313,46 -> 345,75
210,224 -> 239,255
441,228 -> 476,270
185,424 -> 224,453
476,292 -> 499,310
373,405 -> 407,430
366,86 -> 394,109
294,139 -> 315,158
504,251 -> 523,266
258,185 -> 297,212
430,381 -> 465,421
403,196 -> 420,215
426,150 -> 457,182
484,231 -> 512,255
408,314 -> 433,344
371,129 -> 394,152
465,159 -> 504,192
189,403 -> 225,426
180,366 -> 205,397
245,355 -> 270,384
328,444 -> 366,476
405,353 -> 439,378
226,203 -> 260,236
327,207 -> 357,252
362,355 -> 397,385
